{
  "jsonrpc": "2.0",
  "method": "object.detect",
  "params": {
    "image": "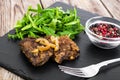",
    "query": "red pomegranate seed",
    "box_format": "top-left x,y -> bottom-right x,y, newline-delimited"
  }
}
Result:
114,27 -> 118,31
90,23 -> 120,38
